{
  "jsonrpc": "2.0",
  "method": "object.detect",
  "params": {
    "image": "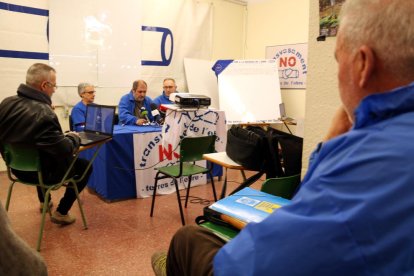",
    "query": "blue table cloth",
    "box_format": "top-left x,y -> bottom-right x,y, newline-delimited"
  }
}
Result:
83,125 -> 222,201
83,125 -> 161,201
